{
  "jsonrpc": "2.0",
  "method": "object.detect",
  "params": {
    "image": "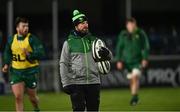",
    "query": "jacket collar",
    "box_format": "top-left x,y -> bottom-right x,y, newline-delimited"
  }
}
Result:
71,29 -> 90,38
